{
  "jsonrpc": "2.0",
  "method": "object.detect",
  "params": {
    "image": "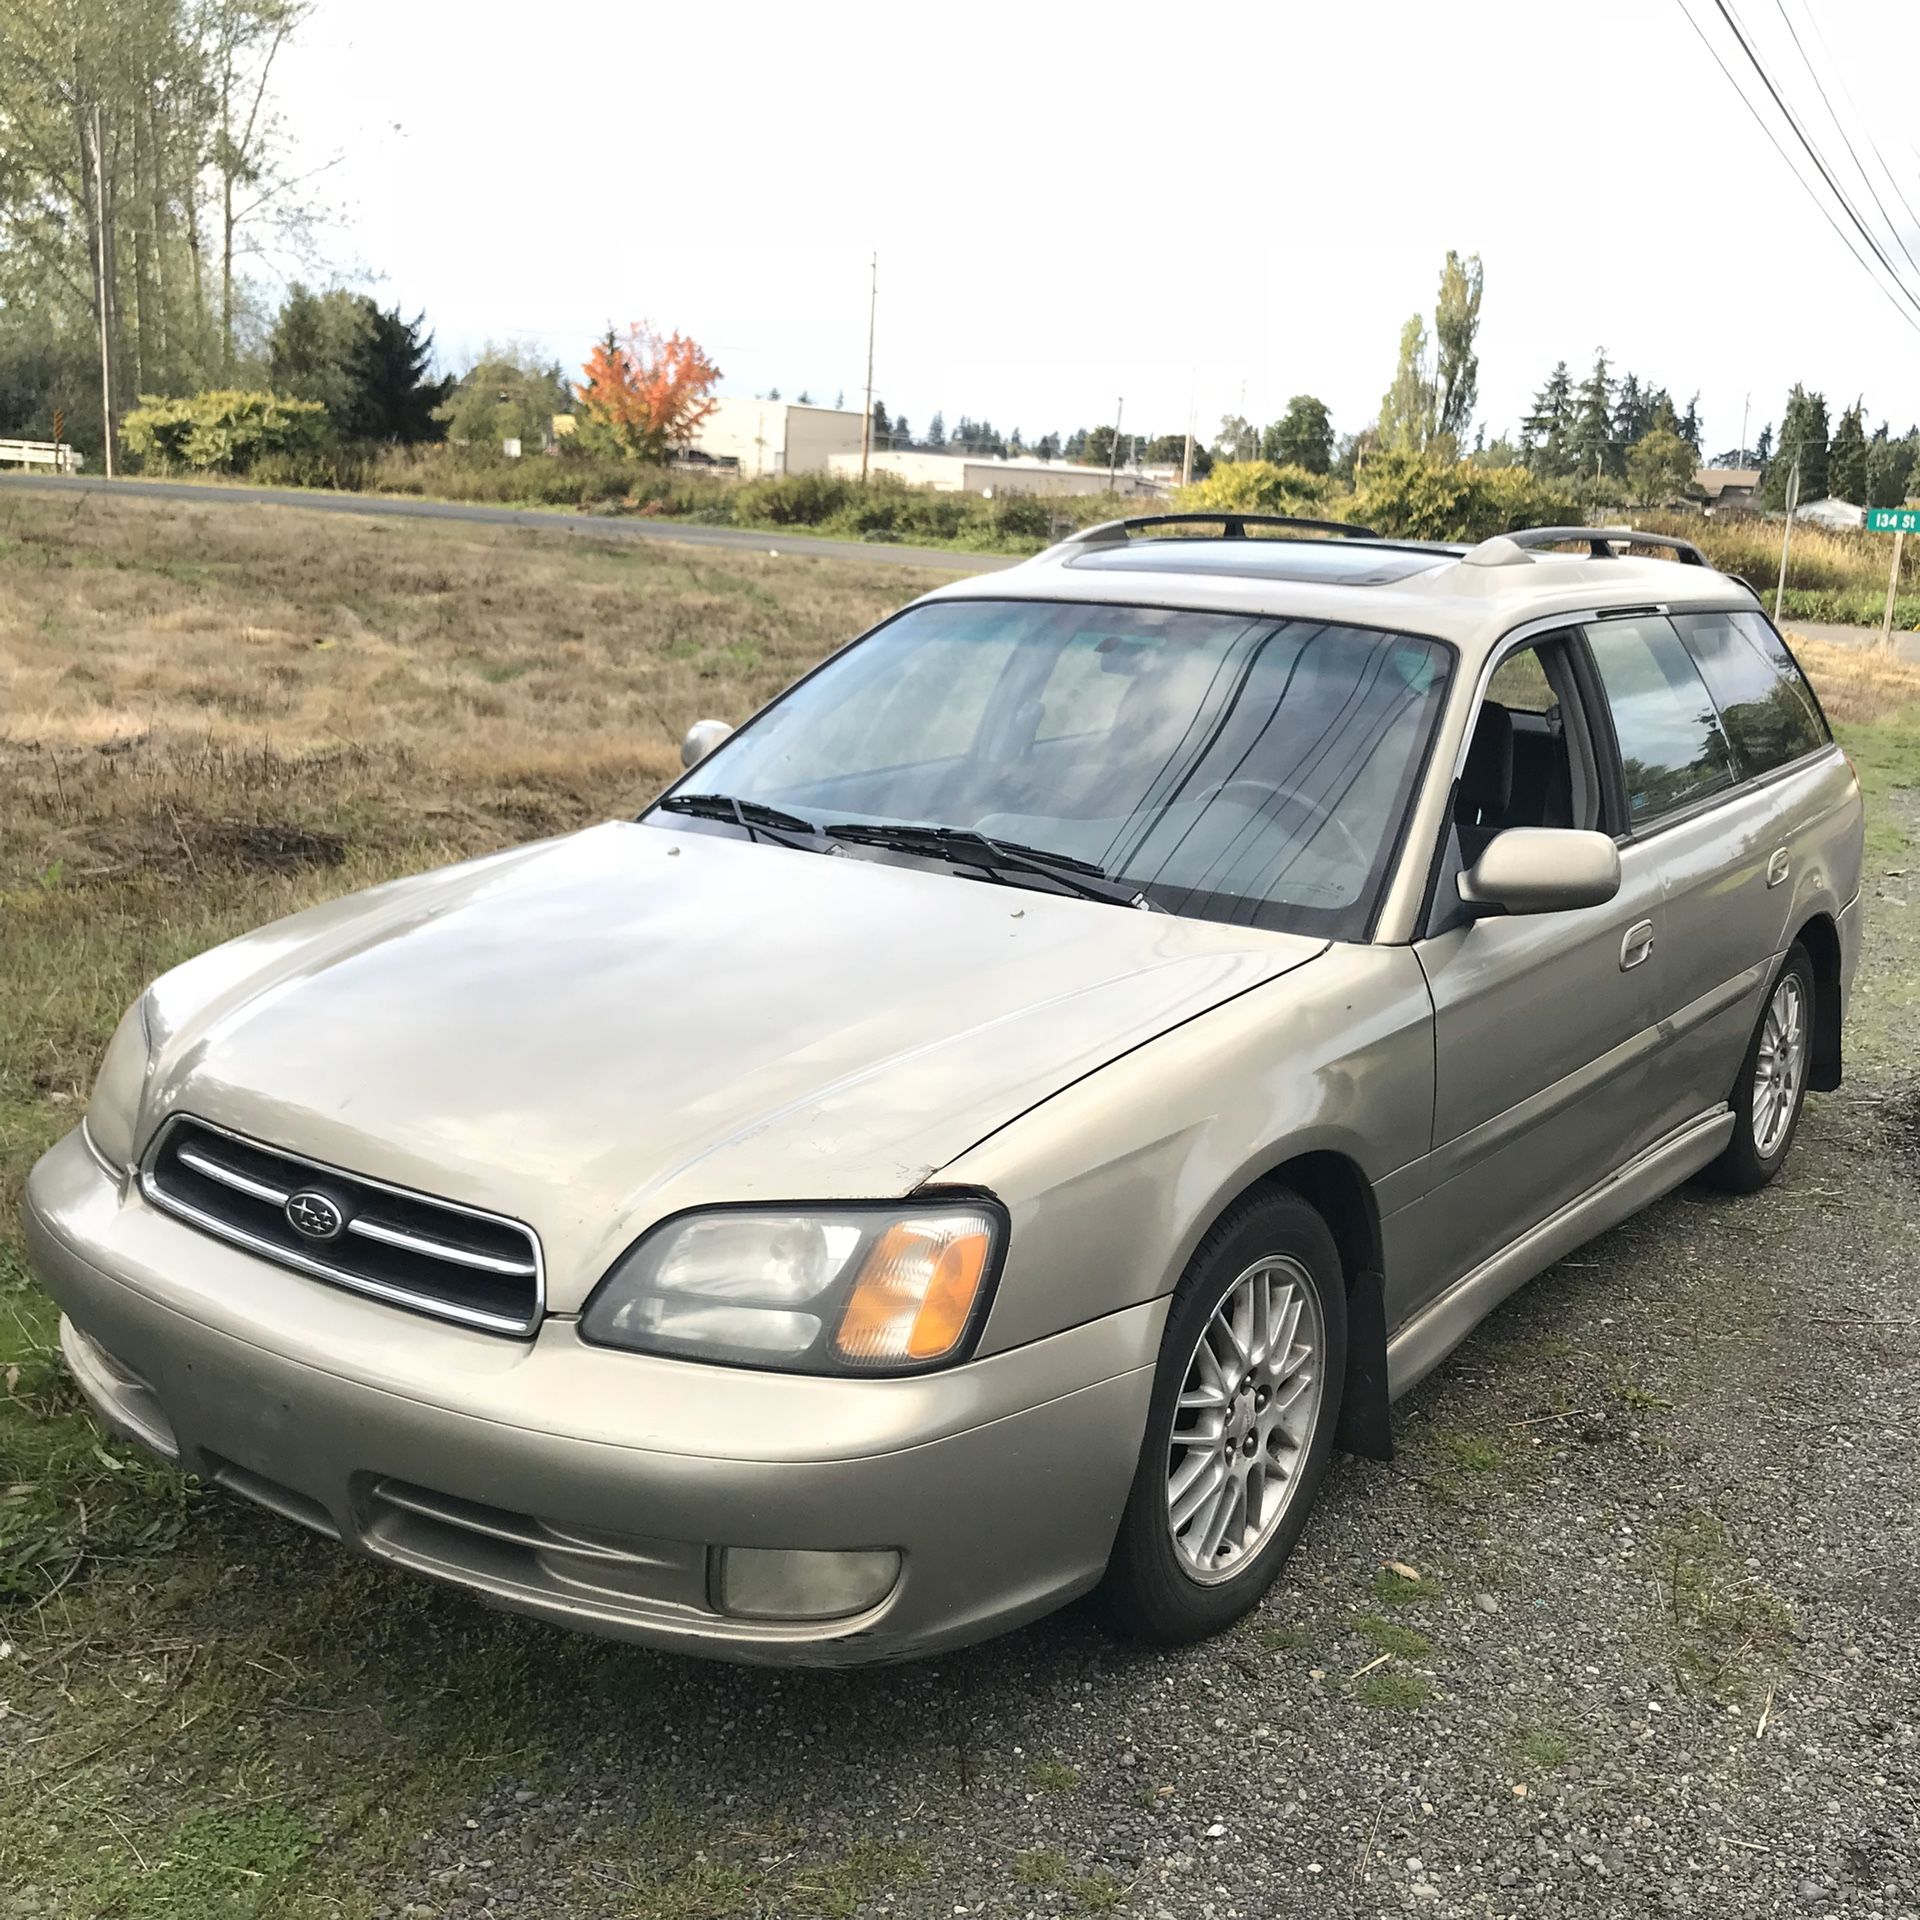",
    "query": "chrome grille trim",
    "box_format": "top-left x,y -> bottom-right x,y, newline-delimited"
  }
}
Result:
176,1143 -> 291,1206
345,1214 -> 538,1278
140,1114 -> 545,1336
